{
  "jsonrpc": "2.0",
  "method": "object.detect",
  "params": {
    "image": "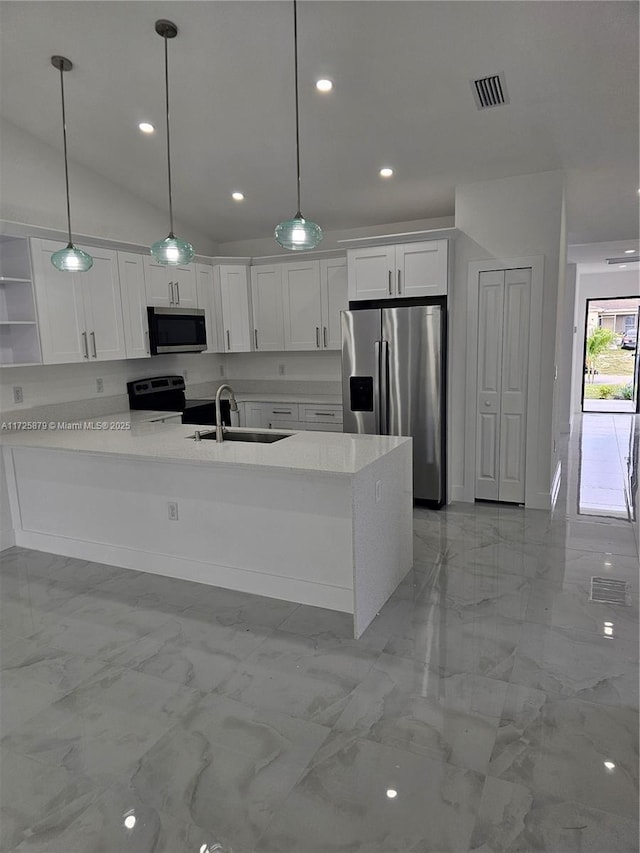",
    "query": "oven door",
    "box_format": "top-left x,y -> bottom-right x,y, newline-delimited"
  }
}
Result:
147,308 -> 207,354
